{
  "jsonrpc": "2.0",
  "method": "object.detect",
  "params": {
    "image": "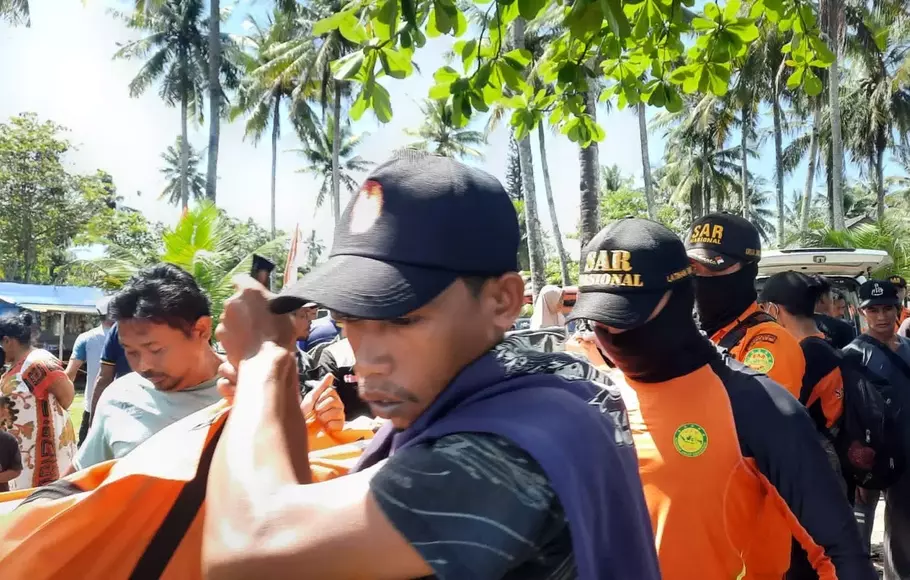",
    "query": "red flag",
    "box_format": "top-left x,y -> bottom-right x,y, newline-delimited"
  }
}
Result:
284,224 -> 301,287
